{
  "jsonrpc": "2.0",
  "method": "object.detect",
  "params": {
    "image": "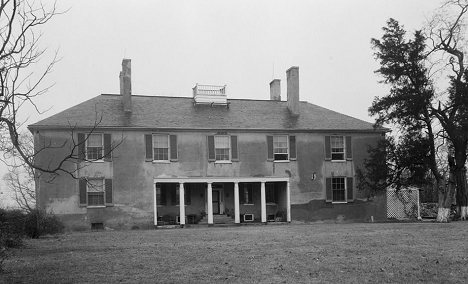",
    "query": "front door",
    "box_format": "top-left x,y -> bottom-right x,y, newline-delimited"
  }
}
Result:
212,190 -> 220,214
